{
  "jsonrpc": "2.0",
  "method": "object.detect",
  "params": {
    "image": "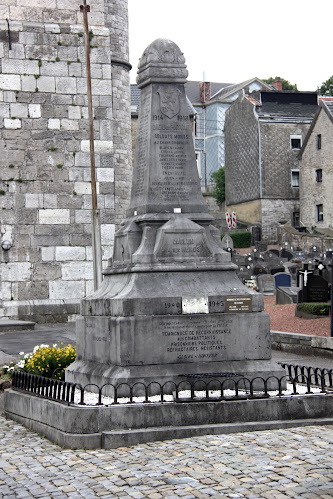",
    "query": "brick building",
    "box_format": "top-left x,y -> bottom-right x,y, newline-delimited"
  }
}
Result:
299,100 -> 333,231
225,90 -> 318,243
0,0 -> 132,320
